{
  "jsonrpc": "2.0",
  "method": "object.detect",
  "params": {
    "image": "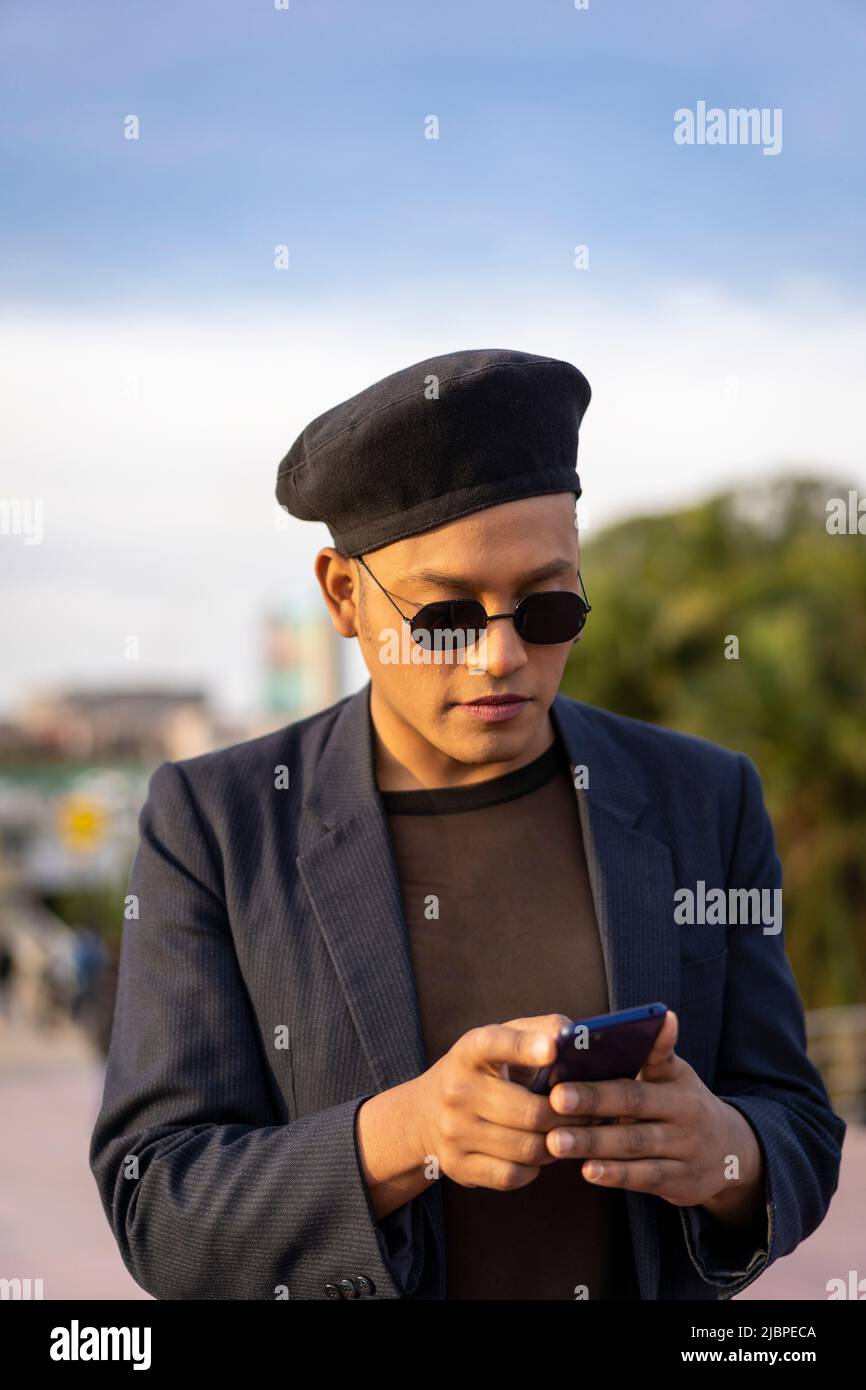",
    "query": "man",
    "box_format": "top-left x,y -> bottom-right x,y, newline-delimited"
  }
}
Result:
90,347 -> 845,1300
